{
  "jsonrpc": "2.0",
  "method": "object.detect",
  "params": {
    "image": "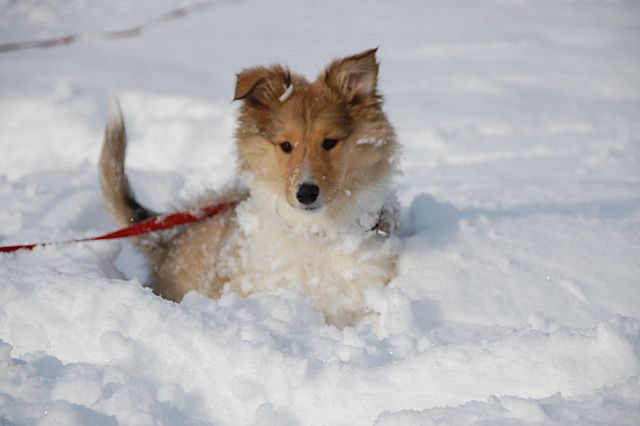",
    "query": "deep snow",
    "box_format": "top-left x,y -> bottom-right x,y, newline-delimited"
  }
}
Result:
1,0 -> 639,425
